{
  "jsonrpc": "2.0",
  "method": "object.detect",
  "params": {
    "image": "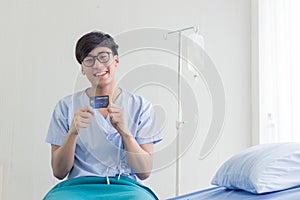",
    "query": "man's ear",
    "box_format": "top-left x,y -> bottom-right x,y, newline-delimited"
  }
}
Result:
114,55 -> 120,67
81,66 -> 85,75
